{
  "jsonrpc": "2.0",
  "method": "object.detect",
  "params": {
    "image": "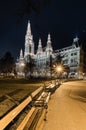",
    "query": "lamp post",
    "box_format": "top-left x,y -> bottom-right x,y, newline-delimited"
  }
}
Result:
56,66 -> 62,73
56,65 -> 63,77
55,65 -> 63,84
